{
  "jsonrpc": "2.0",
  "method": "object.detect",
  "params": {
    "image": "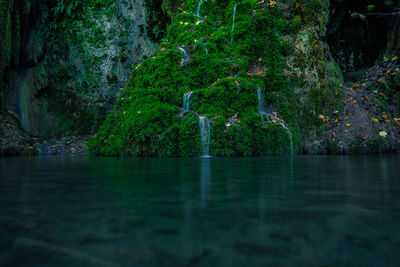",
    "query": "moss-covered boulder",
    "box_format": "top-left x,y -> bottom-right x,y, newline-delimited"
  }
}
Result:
89,0 -> 308,156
